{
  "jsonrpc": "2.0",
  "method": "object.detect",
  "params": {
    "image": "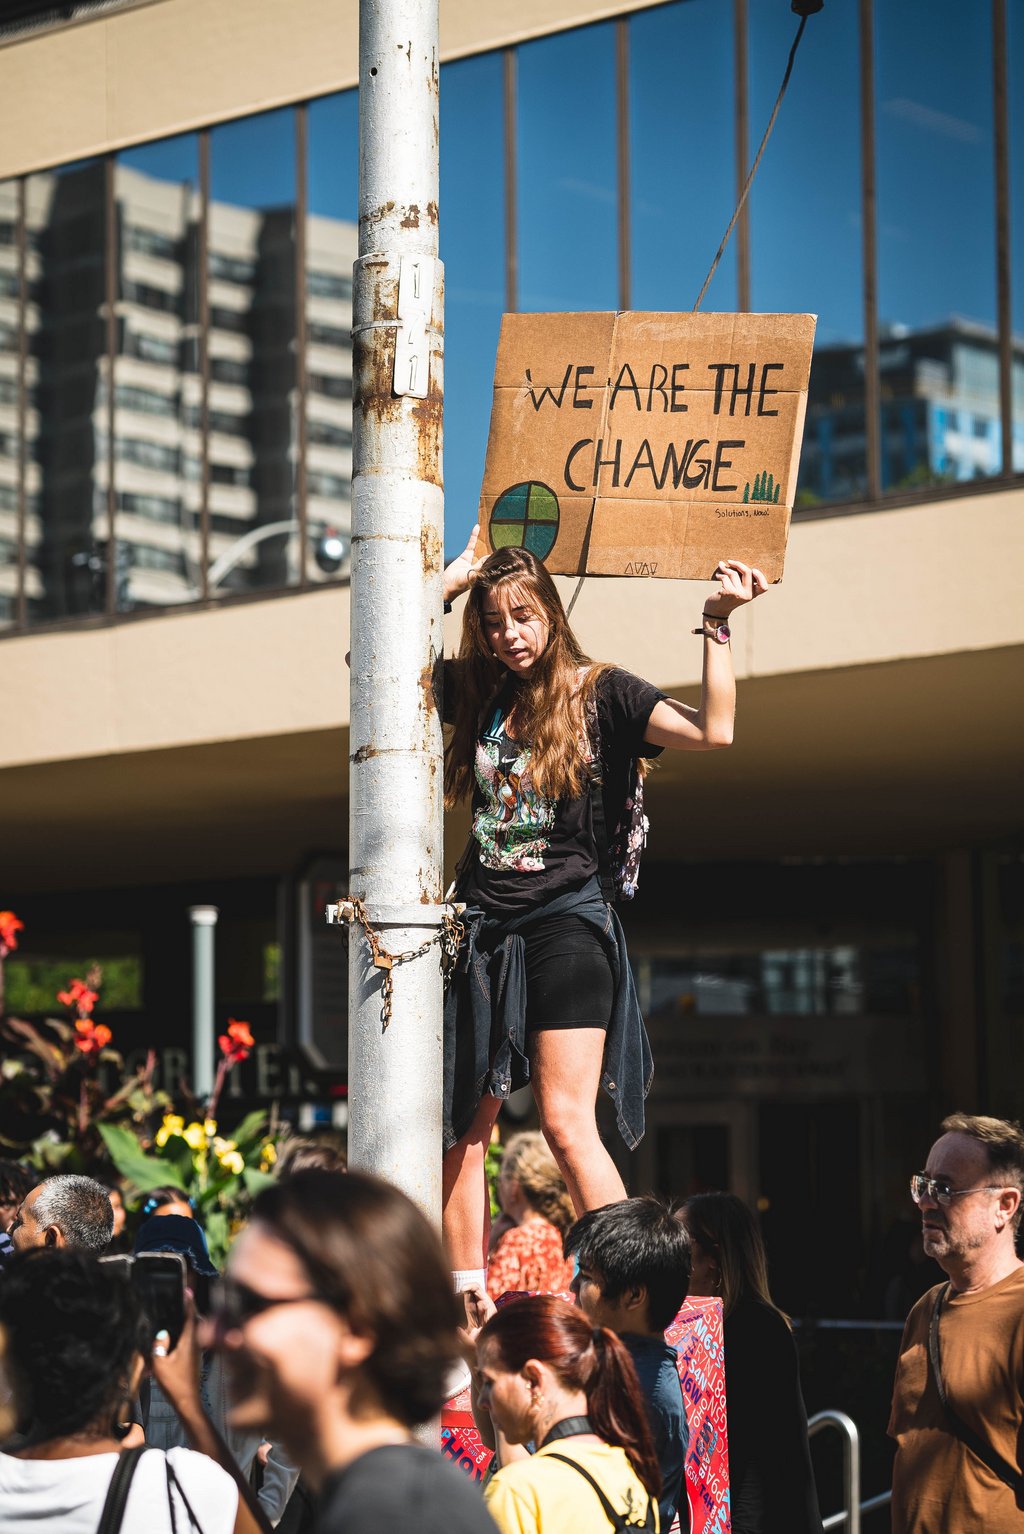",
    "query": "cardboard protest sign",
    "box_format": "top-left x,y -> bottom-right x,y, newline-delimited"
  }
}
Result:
477,311 -> 816,583
441,1411 -> 494,1487
667,1296 -> 731,1534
